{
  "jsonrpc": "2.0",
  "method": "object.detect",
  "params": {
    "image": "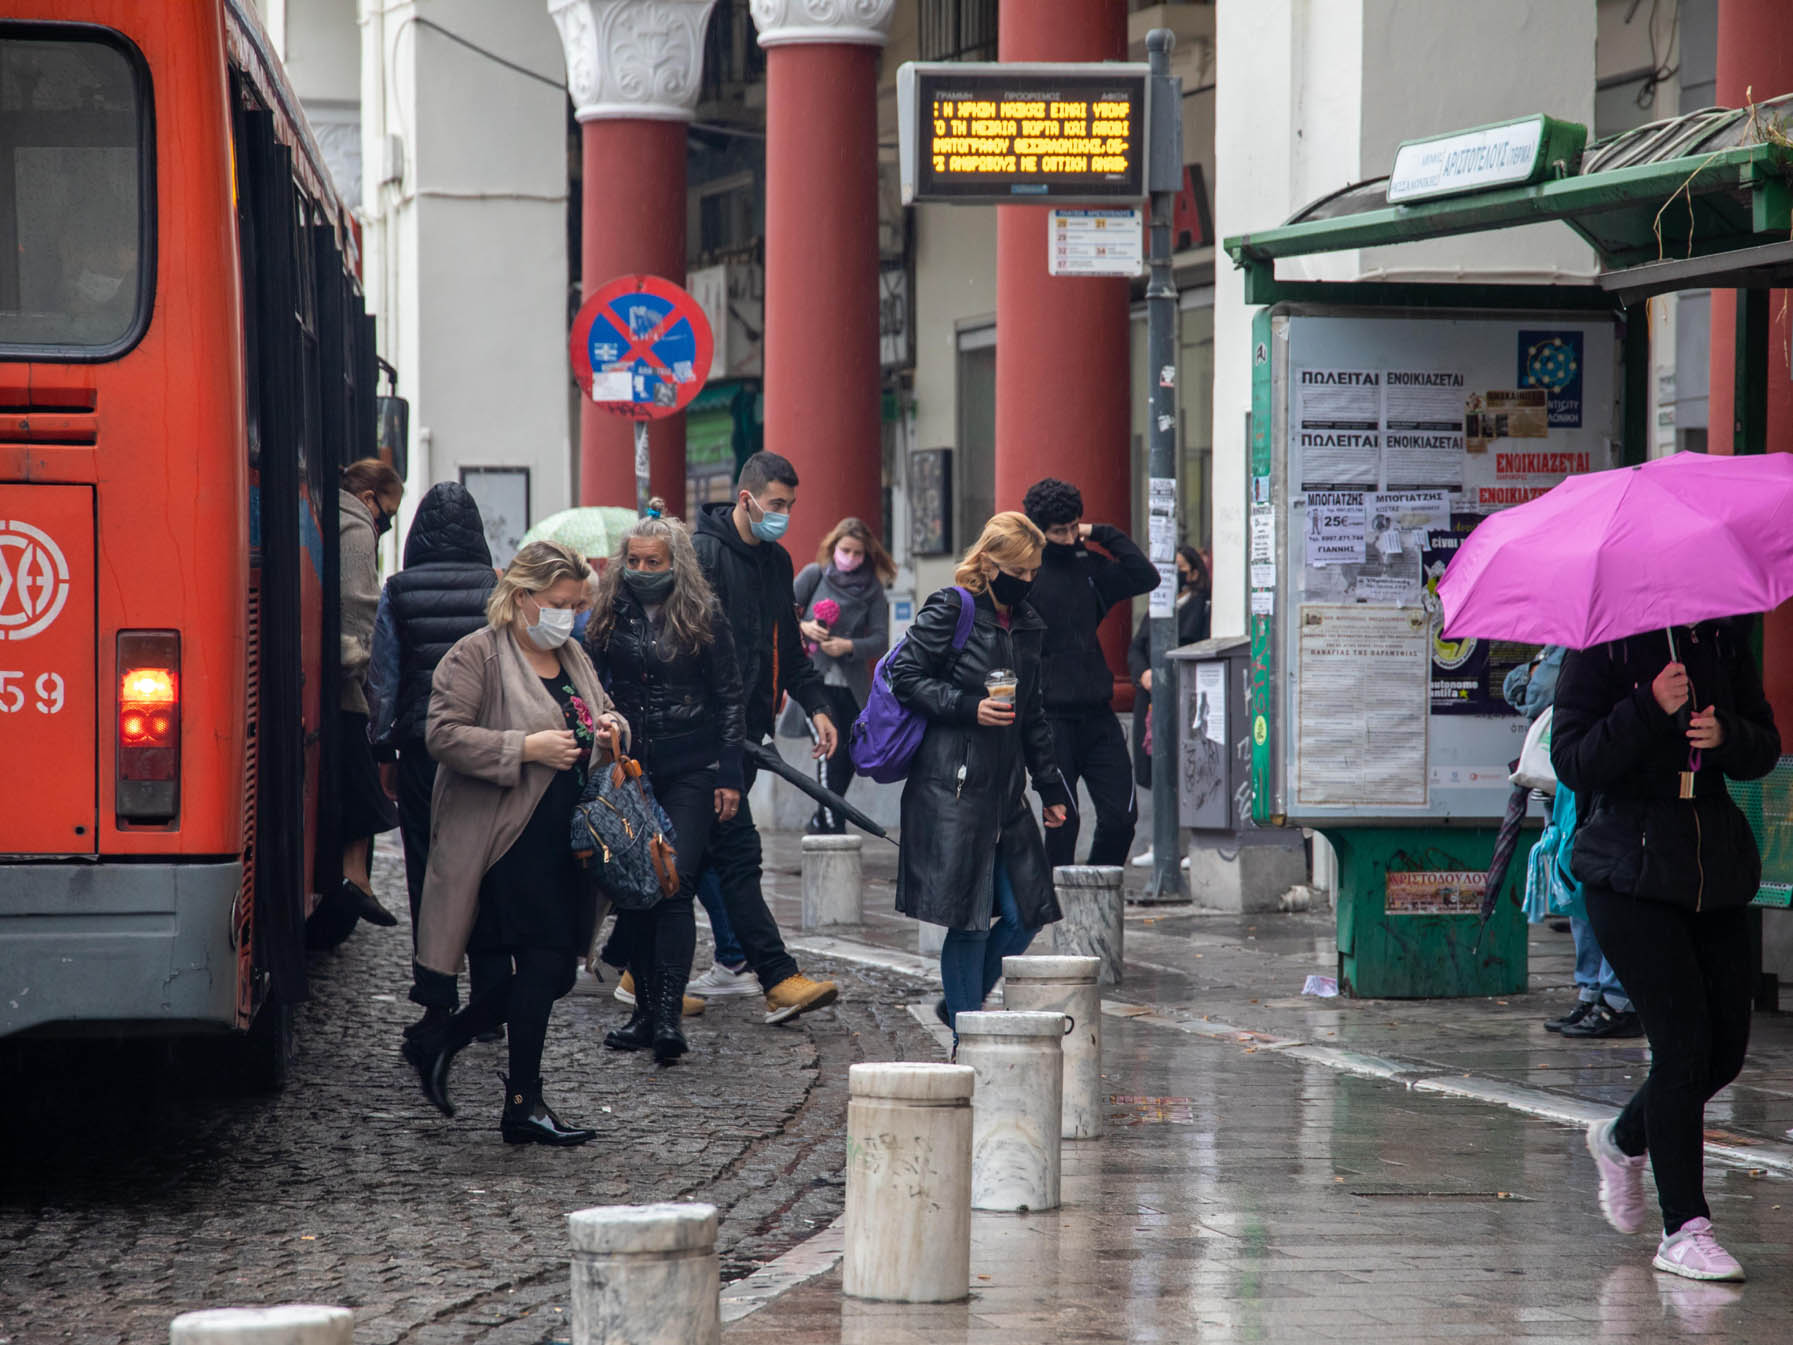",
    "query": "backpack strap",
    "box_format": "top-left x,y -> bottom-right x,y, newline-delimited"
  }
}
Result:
950,585 -> 977,651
